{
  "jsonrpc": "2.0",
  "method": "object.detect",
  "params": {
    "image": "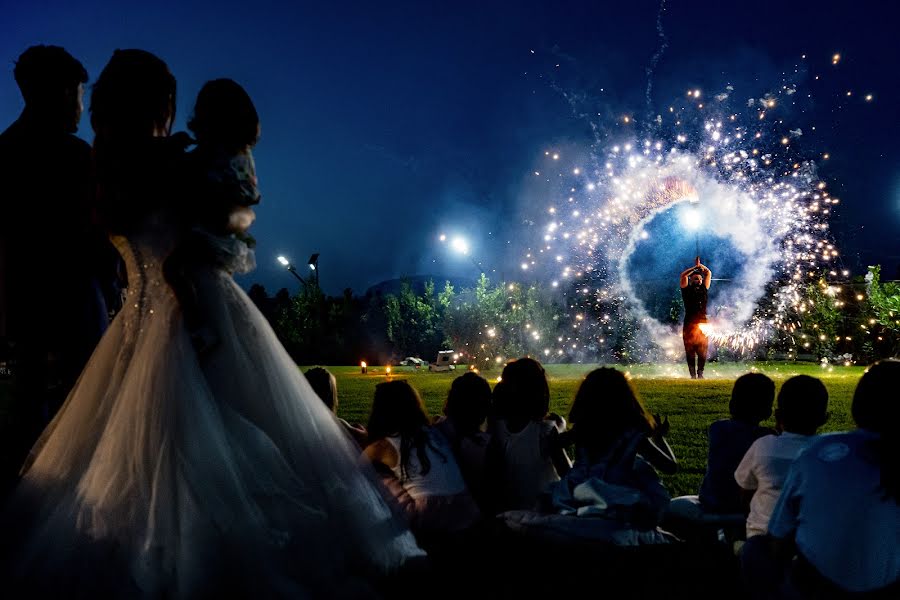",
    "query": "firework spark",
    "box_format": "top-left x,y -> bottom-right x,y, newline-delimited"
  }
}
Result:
525,82 -> 840,361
